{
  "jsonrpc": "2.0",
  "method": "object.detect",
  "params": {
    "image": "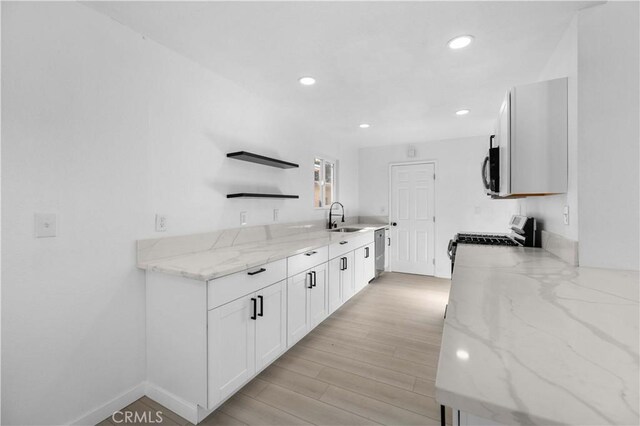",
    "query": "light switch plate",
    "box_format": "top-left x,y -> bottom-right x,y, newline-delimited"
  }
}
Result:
155,214 -> 167,232
35,213 -> 57,238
